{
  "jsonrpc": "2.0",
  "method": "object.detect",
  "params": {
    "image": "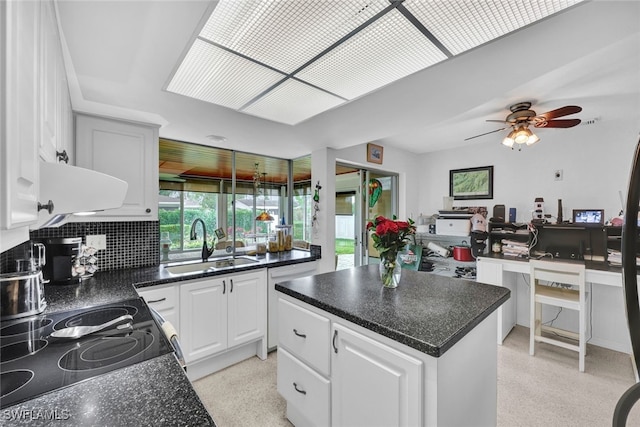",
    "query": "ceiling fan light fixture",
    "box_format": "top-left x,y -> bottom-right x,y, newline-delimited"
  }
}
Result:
502,131 -> 515,147
513,126 -> 532,145
526,133 -> 540,146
